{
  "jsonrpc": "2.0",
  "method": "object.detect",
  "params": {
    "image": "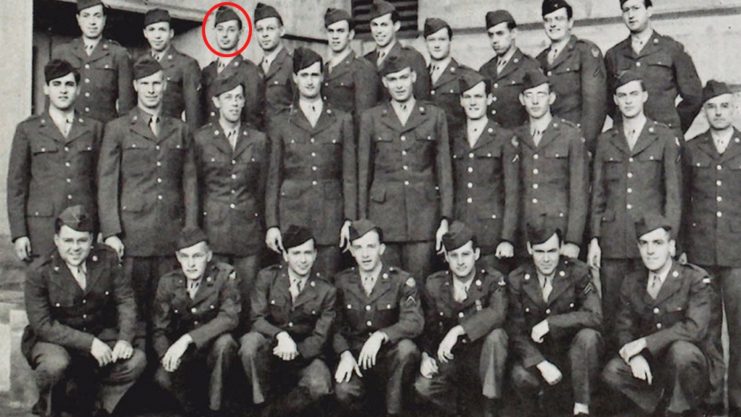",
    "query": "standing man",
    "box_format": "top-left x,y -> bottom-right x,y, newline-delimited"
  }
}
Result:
201,6 -> 264,129
239,226 -> 335,417
322,8 -> 379,132
52,0 -> 134,123
588,71 -> 682,344
682,80 -> 738,417
265,48 -> 356,280
605,0 -> 702,135
152,227 -> 240,417
424,17 -> 472,137
364,0 -> 430,101
8,59 -> 103,262
451,71 -> 519,272
358,55 -> 453,282
142,8 -> 202,131
479,10 -> 542,129
414,221 -> 509,417
97,58 -> 199,338
602,215 -> 712,417
507,217 -> 602,417
516,70 -> 589,260
22,206 -> 146,417
333,220 -> 424,417
254,2 -> 294,123
194,74 -> 269,332
536,0 -> 607,153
